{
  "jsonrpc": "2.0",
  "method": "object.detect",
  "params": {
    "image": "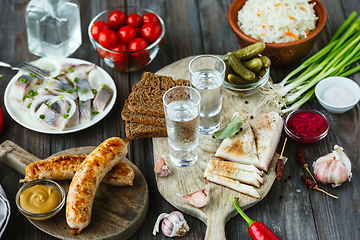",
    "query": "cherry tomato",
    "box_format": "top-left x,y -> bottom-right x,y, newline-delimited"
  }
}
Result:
110,42 -> 130,63
126,13 -> 143,28
90,21 -> 109,41
108,10 -> 126,30
117,25 -> 136,43
142,13 -> 160,24
128,37 -> 149,57
0,108 -> 3,134
134,27 -> 141,37
131,53 -> 150,66
140,23 -> 162,44
98,29 -> 118,49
